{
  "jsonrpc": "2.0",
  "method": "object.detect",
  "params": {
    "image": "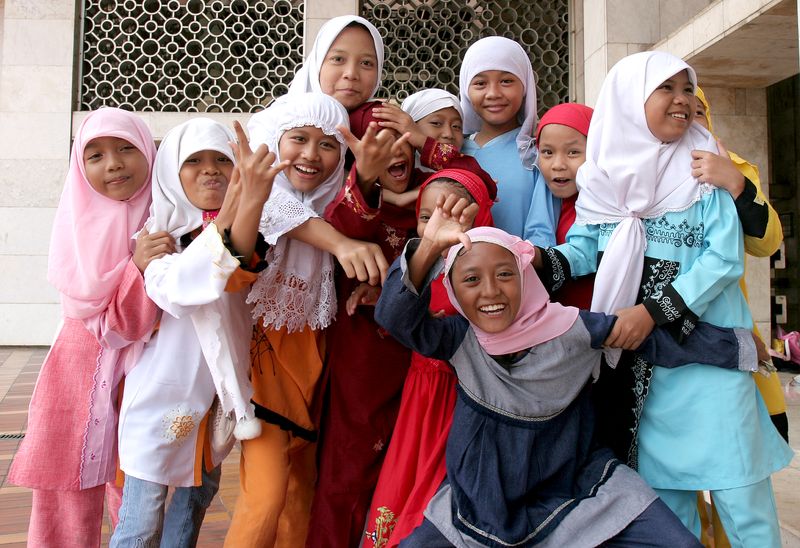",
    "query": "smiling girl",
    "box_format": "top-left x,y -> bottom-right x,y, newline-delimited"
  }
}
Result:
224,93 -> 351,548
